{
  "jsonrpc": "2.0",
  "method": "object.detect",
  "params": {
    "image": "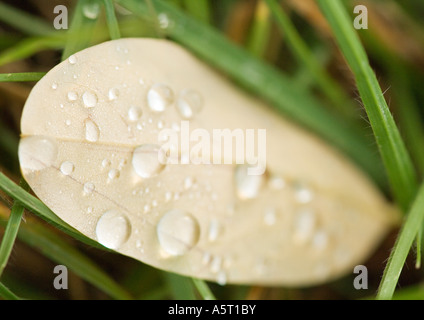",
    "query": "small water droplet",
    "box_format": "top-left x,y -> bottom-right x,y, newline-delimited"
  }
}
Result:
60,161 -> 74,176
184,176 -> 194,190
292,208 -> 316,244
102,158 -> 111,168
158,13 -> 170,29
68,55 -> 77,64
65,119 -> 71,126
87,206 -> 93,214
52,82 -> 58,90
293,181 -> 314,204
210,256 -> 222,274
176,89 -> 203,119
156,209 -> 200,256
132,144 -> 165,178
108,87 -> 119,100
263,207 -> 276,226
217,271 -> 227,286
208,219 -> 221,242
82,91 -> 98,108
128,106 -> 142,121
108,169 -> 120,180
234,165 -> 264,199
84,119 -> 100,142
19,136 -> 58,171
83,182 -> 95,194
82,2 -> 100,19
96,210 -> 131,249
67,91 -> 78,101
165,191 -> 173,202
144,204 -> 151,213
147,83 -> 174,112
